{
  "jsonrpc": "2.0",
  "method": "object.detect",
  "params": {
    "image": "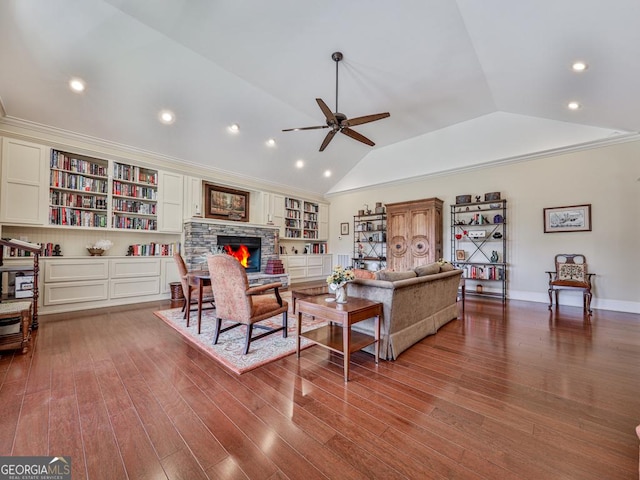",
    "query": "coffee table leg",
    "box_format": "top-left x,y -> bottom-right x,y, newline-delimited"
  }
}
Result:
343,322 -> 350,382
296,311 -> 302,357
